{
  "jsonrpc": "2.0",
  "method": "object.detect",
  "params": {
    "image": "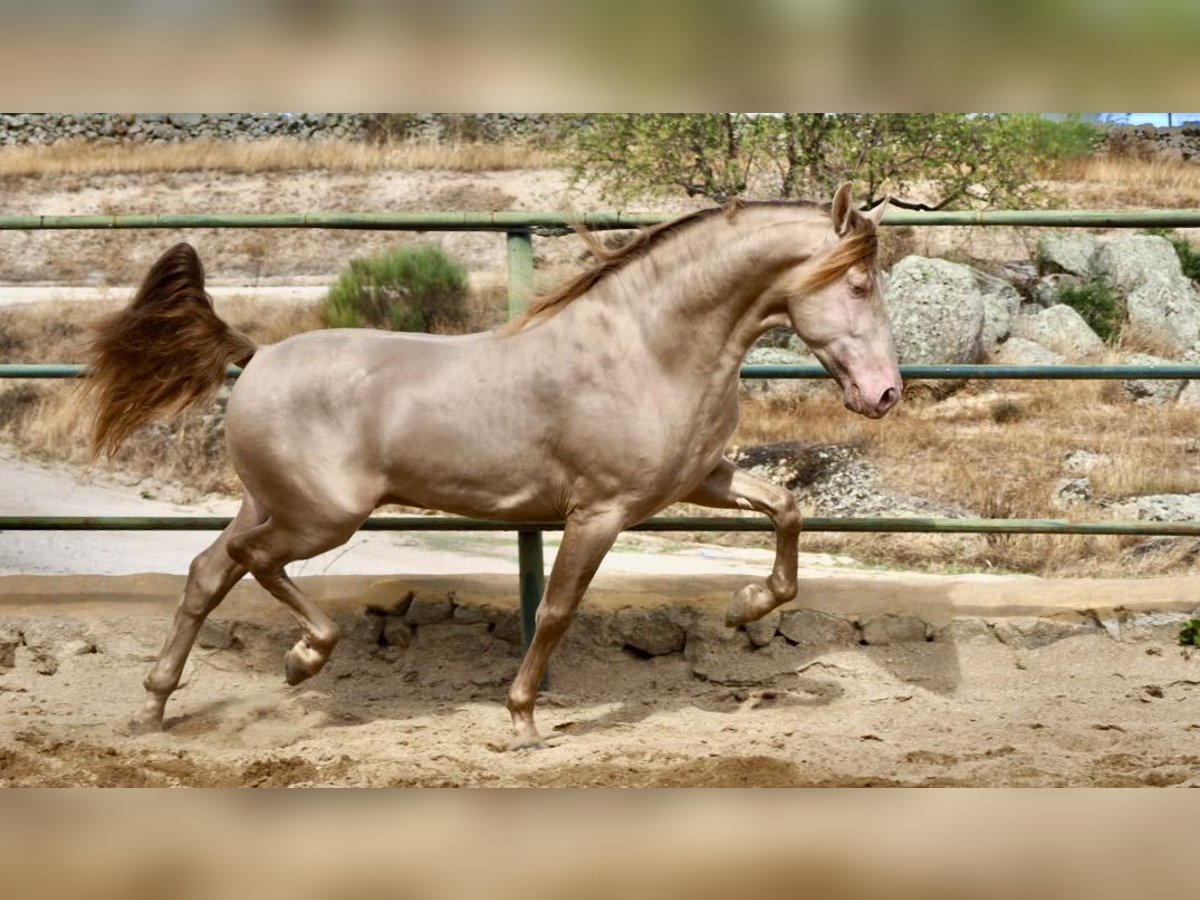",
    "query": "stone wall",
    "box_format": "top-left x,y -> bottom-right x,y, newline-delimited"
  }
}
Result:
1100,124 -> 1200,164
0,113 -> 559,146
